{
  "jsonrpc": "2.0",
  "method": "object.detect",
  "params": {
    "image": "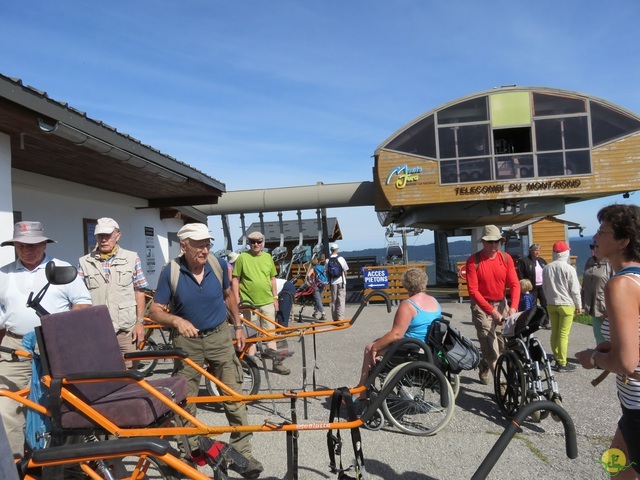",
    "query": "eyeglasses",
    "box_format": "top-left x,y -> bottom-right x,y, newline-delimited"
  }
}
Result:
249,239 -> 263,245
189,242 -> 213,252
